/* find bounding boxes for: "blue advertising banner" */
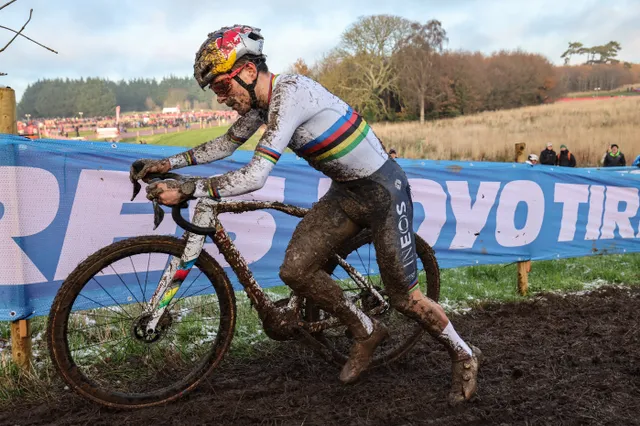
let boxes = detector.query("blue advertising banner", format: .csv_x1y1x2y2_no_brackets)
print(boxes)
2,134,640,320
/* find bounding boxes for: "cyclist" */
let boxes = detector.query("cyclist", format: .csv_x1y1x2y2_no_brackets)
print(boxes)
131,25,481,404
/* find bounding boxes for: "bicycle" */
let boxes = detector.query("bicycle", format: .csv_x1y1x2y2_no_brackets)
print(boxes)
47,172,440,409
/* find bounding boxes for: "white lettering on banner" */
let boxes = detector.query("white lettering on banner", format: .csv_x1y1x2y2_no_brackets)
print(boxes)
554,184,590,242
0,167,60,285
54,170,178,280
495,181,544,247
601,186,639,239
199,177,286,268
447,181,500,249
409,179,447,246
585,186,605,240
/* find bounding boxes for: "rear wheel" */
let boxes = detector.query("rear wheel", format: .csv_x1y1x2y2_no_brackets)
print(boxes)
47,235,236,409
306,230,440,366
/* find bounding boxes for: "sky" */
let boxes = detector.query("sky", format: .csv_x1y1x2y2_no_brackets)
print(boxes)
1,0,639,102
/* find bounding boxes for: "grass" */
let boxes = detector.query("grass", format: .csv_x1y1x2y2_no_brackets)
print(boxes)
1,251,638,408
121,125,262,151
372,96,640,166
565,91,640,98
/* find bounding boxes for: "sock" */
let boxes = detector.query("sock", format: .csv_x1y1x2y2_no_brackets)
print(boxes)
439,322,473,358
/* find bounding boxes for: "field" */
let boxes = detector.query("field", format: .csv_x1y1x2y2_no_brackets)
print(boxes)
122,97,640,168
372,96,640,166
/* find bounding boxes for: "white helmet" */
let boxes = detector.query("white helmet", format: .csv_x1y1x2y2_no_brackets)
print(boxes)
528,154,539,162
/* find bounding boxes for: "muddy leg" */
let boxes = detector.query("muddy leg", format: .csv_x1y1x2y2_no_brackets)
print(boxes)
279,195,371,340
371,205,480,403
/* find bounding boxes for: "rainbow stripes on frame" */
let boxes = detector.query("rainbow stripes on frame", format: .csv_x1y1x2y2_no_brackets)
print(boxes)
255,145,281,164
298,107,370,163
206,180,221,200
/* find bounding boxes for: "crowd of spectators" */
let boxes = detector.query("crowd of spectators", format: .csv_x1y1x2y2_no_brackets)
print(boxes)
16,110,238,139
529,142,632,168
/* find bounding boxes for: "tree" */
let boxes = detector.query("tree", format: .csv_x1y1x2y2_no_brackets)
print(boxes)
288,58,313,77
75,78,116,116
395,20,448,124
326,15,414,120
561,41,623,65
585,41,622,64
561,42,585,65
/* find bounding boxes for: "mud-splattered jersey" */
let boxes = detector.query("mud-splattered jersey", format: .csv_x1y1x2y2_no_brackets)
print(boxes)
168,74,389,198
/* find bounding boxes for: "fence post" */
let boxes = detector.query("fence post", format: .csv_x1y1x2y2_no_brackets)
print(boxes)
514,142,531,295
0,86,17,134
514,142,526,163
9,320,32,370
1,86,33,370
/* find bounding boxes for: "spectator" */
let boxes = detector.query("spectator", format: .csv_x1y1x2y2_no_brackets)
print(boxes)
632,154,640,167
603,144,626,167
526,153,538,165
389,148,398,159
556,144,577,167
539,142,557,165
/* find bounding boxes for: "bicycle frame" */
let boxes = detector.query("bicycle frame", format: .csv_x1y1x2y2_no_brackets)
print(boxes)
144,198,388,338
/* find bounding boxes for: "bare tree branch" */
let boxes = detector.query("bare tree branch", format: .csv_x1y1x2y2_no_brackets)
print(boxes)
0,7,32,53
0,0,19,13
1,1,59,76
0,25,58,53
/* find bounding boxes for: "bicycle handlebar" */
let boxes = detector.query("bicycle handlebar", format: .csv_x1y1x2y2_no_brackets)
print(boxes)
130,168,219,235
171,204,218,236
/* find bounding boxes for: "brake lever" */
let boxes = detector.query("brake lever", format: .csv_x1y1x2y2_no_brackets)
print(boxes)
152,200,165,230
131,180,142,201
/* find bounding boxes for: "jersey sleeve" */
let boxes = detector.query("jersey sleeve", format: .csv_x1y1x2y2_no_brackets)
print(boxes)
193,75,316,198
166,110,264,169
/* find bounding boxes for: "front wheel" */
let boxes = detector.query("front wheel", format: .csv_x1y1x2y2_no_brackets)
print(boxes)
47,235,236,409
307,230,440,367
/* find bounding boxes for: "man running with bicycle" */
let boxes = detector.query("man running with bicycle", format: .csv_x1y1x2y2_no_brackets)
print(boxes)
131,25,481,404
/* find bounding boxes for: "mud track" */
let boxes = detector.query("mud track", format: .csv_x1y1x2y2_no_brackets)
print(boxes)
2,286,639,425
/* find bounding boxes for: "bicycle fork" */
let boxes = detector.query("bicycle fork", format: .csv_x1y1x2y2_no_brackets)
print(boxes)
144,204,212,335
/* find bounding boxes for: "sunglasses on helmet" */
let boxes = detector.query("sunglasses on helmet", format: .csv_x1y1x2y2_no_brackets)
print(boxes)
209,63,249,97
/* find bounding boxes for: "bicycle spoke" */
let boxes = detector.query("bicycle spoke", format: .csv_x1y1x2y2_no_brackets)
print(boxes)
109,263,142,306
143,253,152,302
172,300,220,315
128,256,146,306
91,275,135,319
68,318,127,334
77,292,131,320
355,247,373,287
71,334,131,354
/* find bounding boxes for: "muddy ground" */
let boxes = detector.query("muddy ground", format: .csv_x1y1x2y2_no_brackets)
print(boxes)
2,285,639,426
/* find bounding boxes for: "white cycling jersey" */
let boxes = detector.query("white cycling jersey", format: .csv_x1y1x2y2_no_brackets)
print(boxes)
168,74,389,199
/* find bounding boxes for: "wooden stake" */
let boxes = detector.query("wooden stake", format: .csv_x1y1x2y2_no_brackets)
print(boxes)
515,142,527,163
1,87,34,370
514,143,531,295
517,260,531,296
9,320,32,370
0,87,18,134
